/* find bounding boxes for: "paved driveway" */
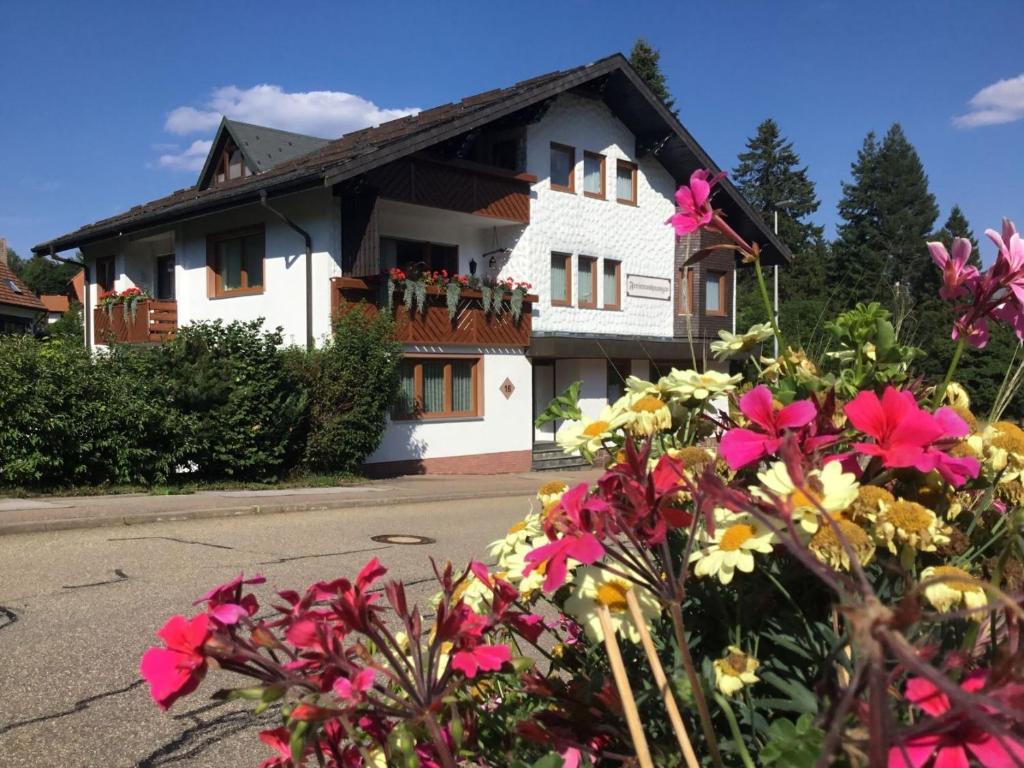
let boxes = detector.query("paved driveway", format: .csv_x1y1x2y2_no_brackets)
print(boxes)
0,494,543,767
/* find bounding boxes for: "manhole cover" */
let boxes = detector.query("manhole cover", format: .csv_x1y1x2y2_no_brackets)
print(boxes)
370,534,436,546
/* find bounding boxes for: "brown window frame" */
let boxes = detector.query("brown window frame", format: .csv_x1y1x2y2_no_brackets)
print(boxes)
582,151,606,200
392,355,483,421
705,271,728,317
550,142,575,193
677,267,695,315
213,139,250,187
616,159,638,206
577,255,598,309
206,225,266,299
602,259,621,310
550,251,572,307
95,255,115,293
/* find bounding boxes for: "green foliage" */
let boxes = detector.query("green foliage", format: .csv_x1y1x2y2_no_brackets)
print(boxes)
629,38,676,114
760,715,825,766
46,301,83,342
161,320,308,482
822,302,921,397
289,309,400,474
534,381,582,428
11,253,81,295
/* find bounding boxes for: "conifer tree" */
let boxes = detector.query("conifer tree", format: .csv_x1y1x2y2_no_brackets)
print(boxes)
832,124,938,307
731,119,826,343
629,39,675,114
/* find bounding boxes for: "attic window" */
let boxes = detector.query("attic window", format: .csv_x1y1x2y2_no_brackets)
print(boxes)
4,278,22,294
213,139,251,186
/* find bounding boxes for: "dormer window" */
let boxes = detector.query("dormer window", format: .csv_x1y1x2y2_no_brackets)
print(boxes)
213,139,251,186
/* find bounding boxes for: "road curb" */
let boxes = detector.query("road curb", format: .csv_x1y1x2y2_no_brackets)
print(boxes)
0,488,536,537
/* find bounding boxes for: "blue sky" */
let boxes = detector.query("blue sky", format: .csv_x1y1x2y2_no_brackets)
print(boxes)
2,1,1021,261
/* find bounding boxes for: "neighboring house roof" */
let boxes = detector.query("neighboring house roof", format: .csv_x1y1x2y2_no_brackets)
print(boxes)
40,294,70,313
0,261,45,312
195,118,331,188
33,54,792,264
68,269,85,304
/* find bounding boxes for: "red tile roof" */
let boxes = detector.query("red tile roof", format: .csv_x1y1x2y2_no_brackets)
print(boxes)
40,294,70,313
0,261,45,311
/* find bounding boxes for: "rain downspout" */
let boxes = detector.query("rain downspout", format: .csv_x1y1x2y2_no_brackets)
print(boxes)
50,247,89,348
260,191,314,351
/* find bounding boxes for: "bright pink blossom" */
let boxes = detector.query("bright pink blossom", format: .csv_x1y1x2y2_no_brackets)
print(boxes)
668,169,726,235
333,667,376,703
194,572,265,625
139,614,210,710
928,237,980,301
451,643,511,678
524,533,604,592
844,387,979,486
889,671,1024,767
258,727,306,768
719,385,816,469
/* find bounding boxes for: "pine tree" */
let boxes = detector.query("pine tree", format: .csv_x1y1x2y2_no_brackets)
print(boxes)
731,119,827,344
629,39,675,114
832,124,939,308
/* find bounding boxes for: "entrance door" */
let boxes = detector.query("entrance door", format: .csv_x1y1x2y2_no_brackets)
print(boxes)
156,254,176,300
533,361,556,443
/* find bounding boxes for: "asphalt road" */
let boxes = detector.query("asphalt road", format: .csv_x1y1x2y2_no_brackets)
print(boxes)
0,495,533,767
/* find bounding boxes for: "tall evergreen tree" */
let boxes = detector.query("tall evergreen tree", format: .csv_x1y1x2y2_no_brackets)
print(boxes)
629,39,676,114
731,119,827,344
832,124,939,307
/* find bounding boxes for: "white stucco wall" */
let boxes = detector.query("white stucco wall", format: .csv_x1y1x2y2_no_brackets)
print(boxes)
498,93,678,339
366,348,533,464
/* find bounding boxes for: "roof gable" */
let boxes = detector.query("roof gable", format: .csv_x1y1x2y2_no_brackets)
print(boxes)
0,261,45,312
196,118,330,189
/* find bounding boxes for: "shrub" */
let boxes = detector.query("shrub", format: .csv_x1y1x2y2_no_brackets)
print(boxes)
160,320,308,482
293,308,400,473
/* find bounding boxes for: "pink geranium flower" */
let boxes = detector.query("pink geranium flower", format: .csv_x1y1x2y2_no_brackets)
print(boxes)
844,387,979,487
889,671,1024,767
139,614,211,710
719,385,817,469
333,667,376,703
928,237,980,301
452,643,511,678
668,169,726,235
193,572,265,625
524,532,604,592
258,727,306,768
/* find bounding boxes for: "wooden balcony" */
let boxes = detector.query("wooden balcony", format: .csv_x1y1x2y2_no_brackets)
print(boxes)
331,277,535,348
94,299,177,344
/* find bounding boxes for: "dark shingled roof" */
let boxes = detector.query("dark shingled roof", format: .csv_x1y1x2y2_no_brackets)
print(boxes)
195,119,331,186
33,54,792,265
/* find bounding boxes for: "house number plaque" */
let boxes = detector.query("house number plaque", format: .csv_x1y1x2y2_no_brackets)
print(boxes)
499,378,516,399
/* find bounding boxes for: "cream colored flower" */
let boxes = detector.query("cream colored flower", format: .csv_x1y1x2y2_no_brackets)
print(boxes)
710,323,774,360
537,480,570,508
713,646,760,696
875,499,951,556
501,535,577,598
662,368,742,404
563,565,662,644
753,460,859,534
690,508,776,584
488,510,543,561
920,565,988,616
556,405,624,454
808,515,876,571
943,382,971,411
979,421,1024,483
620,392,673,437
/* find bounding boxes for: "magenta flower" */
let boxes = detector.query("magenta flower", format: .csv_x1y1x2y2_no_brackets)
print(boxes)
452,643,511,678
889,671,1024,767
844,387,979,486
257,727,303,768
193,572,265,626
927,237,979,301
524,532,604,592
719,385,817,470
333,667,376,703
668,169,726,236
139,614,210,710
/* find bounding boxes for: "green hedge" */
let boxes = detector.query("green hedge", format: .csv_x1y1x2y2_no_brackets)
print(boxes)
0,315,399,490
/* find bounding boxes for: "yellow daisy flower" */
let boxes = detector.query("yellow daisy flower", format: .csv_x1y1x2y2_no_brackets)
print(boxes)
556,405,624,454
563,566,662,644
690,508,776,584
663,368,742,404
753,460,859,534
621,392,673,437
487,510,542,561
713,646,760,696
710,323,774,360
537,480,569,508
942,382,971,411
920,565,988,616
808,515,876,571
875,499,951,556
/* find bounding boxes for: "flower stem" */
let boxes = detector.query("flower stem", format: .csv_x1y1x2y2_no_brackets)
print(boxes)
424,710,457,768
753,255,789,364
712,693,755,768
669,602,724,768
935,337,966,407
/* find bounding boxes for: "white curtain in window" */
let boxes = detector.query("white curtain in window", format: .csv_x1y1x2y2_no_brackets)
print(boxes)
396,362,416,415
706,276,721,312
550,256,567,302
219,239,243,290
603,262,617,305
579,259,593,303
422,361,445,413
452,360,473,412
616,165,633,200
584,155,601,194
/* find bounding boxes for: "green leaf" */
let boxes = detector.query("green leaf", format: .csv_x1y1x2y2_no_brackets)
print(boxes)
760,714,825,766
534,381,583,428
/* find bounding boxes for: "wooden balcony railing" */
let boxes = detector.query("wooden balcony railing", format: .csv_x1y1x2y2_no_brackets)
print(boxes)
93,299,177,344
331,277,535,347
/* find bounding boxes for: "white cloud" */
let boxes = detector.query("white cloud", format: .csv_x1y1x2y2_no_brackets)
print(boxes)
164,84,420,138
156,140,213,172
953,74,1024,128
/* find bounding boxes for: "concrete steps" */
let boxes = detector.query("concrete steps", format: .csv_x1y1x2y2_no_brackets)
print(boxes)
531,441,593,472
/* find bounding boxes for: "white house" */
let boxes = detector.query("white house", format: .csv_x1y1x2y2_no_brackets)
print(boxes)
33,54,789,475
